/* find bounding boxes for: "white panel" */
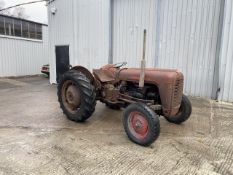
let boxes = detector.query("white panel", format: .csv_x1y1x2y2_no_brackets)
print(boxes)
74,0,110,70
48,0,230,101
48,0,110,83
112,0,222,99
218,0,233,102
48,0,74,84
0,26,48,77
158,0,222,98
112,0,158,68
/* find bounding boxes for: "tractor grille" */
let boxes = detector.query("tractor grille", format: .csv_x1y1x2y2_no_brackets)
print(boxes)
172,78,183,107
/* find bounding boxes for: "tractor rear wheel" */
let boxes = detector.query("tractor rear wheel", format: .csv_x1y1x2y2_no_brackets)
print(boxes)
123,103,160,146
58,70,96,122
164,95,192,124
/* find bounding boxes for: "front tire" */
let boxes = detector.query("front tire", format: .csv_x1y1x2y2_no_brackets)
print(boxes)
164,95,192,124
123,103,160,146
58,70,96,122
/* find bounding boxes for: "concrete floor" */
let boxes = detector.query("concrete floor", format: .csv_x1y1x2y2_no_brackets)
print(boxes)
0,76,233,175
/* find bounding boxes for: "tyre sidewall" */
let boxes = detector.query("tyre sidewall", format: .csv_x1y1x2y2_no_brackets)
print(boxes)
123,103,160,146
58,71,96,122
165,95,192,124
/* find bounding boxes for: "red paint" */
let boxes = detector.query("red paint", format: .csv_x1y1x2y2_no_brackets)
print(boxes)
128,112,149,140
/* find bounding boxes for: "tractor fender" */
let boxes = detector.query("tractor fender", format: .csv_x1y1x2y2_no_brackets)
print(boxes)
71,66,96,86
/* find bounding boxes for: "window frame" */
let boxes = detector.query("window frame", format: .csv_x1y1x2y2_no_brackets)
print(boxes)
0,15,43,41
13,19,22,37
4,17,14,36
0,16,5,35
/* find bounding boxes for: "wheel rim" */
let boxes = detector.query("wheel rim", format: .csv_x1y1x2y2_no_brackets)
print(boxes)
61,80,81,113
128,112,149,140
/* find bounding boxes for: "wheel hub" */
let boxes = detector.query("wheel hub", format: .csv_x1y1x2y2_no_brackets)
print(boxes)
135,121,142,129
129,112,149,139
66,85,81,107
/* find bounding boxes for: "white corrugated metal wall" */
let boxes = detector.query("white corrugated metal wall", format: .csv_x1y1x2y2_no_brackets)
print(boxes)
158,0,222,98
49,0,233,102
112,0,158,68
218,0,233,102
0,26,48,77
48,0,75,84
48,0,110,84
73,0,110,69
112,0,223,98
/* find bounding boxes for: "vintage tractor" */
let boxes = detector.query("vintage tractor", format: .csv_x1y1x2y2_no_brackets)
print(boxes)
57,30,192,146
57,62,192,146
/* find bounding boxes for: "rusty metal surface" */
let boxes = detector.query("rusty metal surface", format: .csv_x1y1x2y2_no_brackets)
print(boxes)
61,80,81,114
93,64,184,117
102,84,119,102
119,93,154,105
93,64,118,83
71,66,95,84
93,69,116,83
118,68,184,117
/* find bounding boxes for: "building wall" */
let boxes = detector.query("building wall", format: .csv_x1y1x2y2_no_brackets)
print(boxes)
48,0,75,84
0,26,48,77
112,0,223,99
48,0,110,84
218,0,233,102
159,0,223,98
112,0,158,67
48,0,233,103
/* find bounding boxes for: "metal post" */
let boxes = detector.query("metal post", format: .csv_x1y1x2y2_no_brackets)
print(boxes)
108,0,114,64
212,0,226,100
155,0,161,67
139,29,147,88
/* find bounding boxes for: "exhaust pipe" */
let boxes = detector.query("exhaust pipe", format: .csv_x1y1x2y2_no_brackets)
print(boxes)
139,29,147,88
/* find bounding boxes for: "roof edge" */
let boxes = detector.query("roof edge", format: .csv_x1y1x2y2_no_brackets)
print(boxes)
0,14,48,26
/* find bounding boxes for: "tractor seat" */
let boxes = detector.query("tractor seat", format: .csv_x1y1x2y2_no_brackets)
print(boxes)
93,69,116,82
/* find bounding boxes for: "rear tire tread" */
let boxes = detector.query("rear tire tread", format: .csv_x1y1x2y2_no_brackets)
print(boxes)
57,70,96,122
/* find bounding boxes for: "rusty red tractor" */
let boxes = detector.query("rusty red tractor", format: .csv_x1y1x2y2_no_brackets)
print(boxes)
57,62,192,146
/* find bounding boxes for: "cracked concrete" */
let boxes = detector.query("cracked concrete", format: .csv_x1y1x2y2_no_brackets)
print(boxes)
0,76,233,175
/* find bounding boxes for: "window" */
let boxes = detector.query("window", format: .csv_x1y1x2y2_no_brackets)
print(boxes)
22,21,29,38
0,15,43,40
0,16,5,35
36,24,42,40
14,19,22,37
29,23,36,39
4,17,14,36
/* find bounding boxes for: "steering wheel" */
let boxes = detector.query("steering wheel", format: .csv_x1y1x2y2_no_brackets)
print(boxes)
113,62,127,68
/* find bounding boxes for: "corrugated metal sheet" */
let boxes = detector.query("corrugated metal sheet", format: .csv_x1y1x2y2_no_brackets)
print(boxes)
48,0,110,84
218,0,233,102
74,0,110,69
158,0,222,98
112,0,222,98
0,26,48,77
112,0,158,68
48,0,75,84
49,0,233,102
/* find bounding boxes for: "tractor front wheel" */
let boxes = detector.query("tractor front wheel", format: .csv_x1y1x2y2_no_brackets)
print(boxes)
164,95,192,124
123,103,160,146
